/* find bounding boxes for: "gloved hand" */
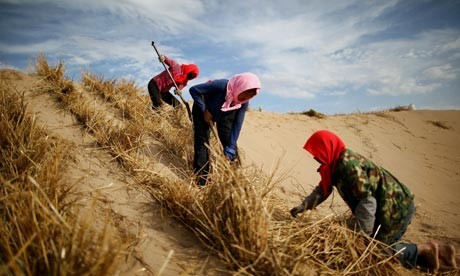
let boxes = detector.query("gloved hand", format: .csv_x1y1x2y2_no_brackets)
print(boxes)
174,88,182,95
158,55,165,63
224,146,237,161
290,205,305,218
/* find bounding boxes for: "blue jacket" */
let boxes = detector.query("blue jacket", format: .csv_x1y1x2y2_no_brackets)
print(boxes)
189,79,248,159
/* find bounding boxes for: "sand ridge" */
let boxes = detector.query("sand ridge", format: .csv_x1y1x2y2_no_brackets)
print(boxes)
2,68,459,274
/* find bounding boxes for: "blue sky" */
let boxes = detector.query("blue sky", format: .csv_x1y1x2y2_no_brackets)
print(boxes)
1,0,459,114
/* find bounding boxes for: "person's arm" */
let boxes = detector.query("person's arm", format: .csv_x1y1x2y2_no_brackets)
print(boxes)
290,185,329,217
163,55,177,68
355,196,377,235
343,157,377,235
302,185,329,210
164,56,185,89
189,81,217,113
224,102,248,160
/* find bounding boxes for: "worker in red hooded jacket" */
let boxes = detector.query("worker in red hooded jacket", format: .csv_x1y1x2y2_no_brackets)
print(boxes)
148,55,199,109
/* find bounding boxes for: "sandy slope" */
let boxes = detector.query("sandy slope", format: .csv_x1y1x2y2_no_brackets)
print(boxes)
239,109,460,248
0,69,221,275
2,68,459,274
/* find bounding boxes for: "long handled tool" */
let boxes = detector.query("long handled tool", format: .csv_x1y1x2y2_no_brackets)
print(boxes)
151,41,192,121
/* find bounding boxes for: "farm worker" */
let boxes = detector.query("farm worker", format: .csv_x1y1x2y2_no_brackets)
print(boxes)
148,55,199,109
189,72,261,186
289,130,457,272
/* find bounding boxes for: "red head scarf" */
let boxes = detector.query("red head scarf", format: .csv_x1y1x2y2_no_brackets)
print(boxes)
174,64,199,84
303,130,346,196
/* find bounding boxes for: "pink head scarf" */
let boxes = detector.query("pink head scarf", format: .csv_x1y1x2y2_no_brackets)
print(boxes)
221,72,261,112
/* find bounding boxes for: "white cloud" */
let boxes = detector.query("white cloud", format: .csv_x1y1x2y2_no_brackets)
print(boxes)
423,64,457,80
0,40,64,54
208,70,231,80
368,79,441,96
260,71,316,98
4,0,207,34
1,0,459,111
180,1,415,98
329,91,347,96
239,23,460,97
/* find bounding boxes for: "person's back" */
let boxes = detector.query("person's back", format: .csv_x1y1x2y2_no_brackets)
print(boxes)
333,148,414,243
148,55,199,109
189,79,228,120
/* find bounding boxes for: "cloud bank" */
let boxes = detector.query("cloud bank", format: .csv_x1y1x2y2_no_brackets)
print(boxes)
1,0,459,113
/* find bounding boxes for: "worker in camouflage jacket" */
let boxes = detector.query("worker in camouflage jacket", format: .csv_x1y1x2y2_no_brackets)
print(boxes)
290,130,457,273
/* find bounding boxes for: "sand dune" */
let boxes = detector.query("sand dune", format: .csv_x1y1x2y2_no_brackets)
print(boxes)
240,109,460,247
2,68,459,274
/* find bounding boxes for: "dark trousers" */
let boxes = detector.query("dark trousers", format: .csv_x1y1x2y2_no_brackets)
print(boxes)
147,78,181,108
192,103,236,185
391,201,418,268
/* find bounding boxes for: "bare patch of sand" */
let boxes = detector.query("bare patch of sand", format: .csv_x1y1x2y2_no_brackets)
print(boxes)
239,109,460,249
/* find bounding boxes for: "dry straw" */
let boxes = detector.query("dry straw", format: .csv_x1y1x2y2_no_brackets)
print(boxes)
30,56,420,275
0,81,132,275
81,69,193,167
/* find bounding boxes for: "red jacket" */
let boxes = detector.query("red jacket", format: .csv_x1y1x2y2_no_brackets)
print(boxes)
153,56,199,93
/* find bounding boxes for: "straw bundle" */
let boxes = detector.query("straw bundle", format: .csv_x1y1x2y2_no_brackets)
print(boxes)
267,209,407,275
82,72,118,101
196,152,276,273
31,56,417,275
82,72,136,120
81,70,194,166
146,109,194,165
0,83,129,275
34,55,75,95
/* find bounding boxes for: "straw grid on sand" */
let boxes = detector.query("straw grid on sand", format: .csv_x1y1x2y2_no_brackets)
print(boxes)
4,56,440,275
0,73,134,275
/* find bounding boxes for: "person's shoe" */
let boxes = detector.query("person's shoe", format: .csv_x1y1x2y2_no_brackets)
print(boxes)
418,241,440,273
438,244,457,269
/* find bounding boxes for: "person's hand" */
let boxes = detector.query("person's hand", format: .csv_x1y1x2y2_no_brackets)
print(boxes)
174,88,182,95
203,109,213,124
224,146,237,161
290,205,305,218
158,55,165,63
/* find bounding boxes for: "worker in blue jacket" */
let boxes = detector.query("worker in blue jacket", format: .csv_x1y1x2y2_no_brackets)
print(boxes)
189,72,261,186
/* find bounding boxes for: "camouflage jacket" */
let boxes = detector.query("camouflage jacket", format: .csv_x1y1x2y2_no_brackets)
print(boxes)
302,149,415,244
333,149,414,244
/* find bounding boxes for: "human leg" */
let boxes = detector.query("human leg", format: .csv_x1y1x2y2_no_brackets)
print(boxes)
390,200,440,272
393,241,440,272
215,110,236,149
393,242,419,269
161,92,181,108
192,104,210,186
147,78,162,109
387,201,416,245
